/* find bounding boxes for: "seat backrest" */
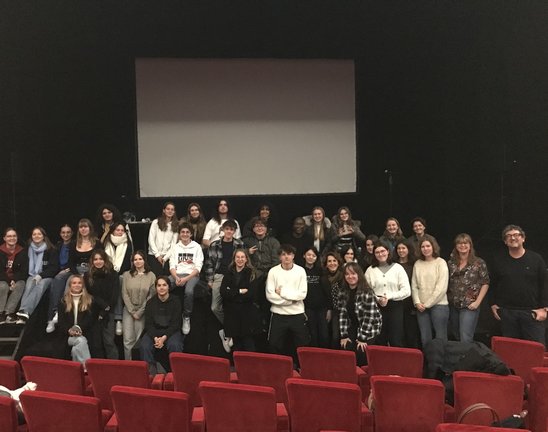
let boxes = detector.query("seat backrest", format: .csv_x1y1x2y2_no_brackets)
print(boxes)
199,381,278,432
527,367,548,432
233,351,294,405
453,371,524,425
20,390,103,432
297,347,358,384
169,353,230,407
491,336,544,385
111,385,190,432
21,356,86,395
0,397,18,432
436,424,529,431
366,345,423,377
286,377,362,432
86,359,150,411
371,376,445,432
0,359,21,390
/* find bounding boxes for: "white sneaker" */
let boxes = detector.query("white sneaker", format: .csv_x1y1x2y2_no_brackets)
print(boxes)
182,317,191,335
52,312,58,324
219,329,232,353
46,320,56,333
115,321,123,336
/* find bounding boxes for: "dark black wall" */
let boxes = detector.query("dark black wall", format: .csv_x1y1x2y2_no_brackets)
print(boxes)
1,0,547,257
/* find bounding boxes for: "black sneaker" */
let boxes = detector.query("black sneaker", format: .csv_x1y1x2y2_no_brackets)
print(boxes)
0,312,7,324
4,313,18,324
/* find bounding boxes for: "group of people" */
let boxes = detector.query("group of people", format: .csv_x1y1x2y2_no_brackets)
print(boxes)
1,199,546,374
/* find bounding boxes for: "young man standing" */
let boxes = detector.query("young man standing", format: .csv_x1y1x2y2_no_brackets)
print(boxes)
202,199,241,248
265,244,309,354
140,276,184,374
490,224,548,345
205,220,243,350
169,222,204,335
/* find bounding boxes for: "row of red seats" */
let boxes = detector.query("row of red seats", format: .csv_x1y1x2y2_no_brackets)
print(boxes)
2,371,546,432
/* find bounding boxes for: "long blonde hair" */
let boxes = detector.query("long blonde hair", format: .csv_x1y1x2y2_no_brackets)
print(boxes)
63,274,93,312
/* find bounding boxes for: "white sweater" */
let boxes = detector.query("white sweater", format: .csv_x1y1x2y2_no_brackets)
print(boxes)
365,263,411,301
411,258,449,308
202,218,241,243
148,219,178,258
266,264,307,315
169,240,204,275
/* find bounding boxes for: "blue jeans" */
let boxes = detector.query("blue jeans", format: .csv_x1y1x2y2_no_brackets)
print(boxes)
169,274,199,316
48,270,71,320
417,304,449,346
140,332,184,372
449,306,479,343
20,277,53,315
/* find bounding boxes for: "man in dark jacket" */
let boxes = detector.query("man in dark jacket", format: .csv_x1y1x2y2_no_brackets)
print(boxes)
140,276,183,374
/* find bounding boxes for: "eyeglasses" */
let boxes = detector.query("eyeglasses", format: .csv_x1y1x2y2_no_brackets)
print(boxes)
505,233,522,239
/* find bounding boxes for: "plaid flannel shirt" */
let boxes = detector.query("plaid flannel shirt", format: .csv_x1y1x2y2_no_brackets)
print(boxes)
338,289,382,342
205,238,244,282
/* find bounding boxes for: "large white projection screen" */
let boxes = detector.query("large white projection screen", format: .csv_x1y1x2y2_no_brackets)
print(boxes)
135,58,356,197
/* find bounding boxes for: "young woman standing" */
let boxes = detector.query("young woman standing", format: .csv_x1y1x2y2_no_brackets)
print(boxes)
121,251,156,359
365,243,410,347
412,238,449,347
338,262,382,366
85,250,120,359
147,202,178,276
220,249,261,352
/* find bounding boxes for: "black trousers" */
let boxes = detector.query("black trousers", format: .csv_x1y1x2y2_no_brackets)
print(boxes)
268,312,310,355
377,300,404,347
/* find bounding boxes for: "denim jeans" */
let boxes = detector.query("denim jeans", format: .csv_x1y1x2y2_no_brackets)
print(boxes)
169,274,199,316
48,270,71,320
416,304,449,346
68,336,91,365
20,277,53,315
210,273,225,324
449,306,479,343
140,332,184,373
0,280,25,314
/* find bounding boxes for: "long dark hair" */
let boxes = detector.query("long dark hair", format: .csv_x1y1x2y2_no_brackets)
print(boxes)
28,226,54,250
157,202,178,232
129,250,151,276
341,262,369,294
87,250,114,285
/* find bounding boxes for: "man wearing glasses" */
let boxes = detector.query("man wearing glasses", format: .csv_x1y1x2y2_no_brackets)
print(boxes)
490,224,548,345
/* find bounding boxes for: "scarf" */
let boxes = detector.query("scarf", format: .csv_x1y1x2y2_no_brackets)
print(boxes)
71,292,82,324
28,242,47,277
105,233,128,272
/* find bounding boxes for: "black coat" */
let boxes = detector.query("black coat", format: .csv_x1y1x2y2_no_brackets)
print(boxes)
220,267,262,338
0,245,28,282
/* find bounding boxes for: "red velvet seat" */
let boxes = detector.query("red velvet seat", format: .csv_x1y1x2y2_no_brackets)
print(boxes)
21,356,87,395
20,390,104,432
86,359,159,412
527,367,548,432
233,351,299,406
0,359,21,390
361,345,424,396
0,397,18,432
453,371,524,426
297,347,368,399
199,381,289,432
436,424,530,431
110,385,191,432
165,353,231,405
286,377,373,432
370,375,445,432
164,353,231,432
491,336,544,386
